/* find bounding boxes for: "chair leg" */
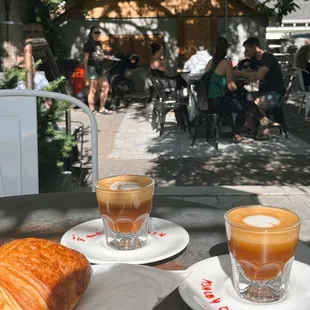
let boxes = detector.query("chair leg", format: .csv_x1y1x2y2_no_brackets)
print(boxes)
215,124,219,151
159,110,168,137
298,94,305,115
214,115,221,151
174,111,181,128
191,114,202,146
281,114,288,139
181,107,192,137
152,108,159,130
210,114,220,150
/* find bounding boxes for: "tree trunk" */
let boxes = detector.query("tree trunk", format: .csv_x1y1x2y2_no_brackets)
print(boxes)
0,0,24,70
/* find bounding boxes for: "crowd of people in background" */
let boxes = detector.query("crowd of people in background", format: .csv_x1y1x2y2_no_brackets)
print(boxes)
9,23,309,138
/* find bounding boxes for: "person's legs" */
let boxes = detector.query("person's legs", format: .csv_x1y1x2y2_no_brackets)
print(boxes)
221,96,253,143
254,92,282,139
255,91,282,111
98,75,111,114
209,97,247,143
88,79,98,112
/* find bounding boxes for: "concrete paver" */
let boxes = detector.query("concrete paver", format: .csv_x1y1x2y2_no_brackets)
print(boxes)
158,190,310,246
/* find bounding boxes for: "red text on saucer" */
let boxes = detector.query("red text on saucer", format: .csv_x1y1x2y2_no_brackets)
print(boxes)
149,231,167,237
71,234,85,242
201,278,229,310
72,231,104,241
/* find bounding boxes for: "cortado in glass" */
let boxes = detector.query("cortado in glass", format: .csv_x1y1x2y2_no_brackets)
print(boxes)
224,205,301,303
95,175,154,250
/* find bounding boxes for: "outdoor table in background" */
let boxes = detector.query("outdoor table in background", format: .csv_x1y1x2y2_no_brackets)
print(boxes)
1,193,310,309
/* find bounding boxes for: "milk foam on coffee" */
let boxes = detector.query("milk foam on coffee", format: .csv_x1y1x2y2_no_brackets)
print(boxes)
243,215,281,228
96,175,153,191
227,205,299,231
109,182,142,191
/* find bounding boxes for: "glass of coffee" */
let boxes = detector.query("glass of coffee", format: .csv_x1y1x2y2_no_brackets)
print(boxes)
224,205,301,303
95,175,154,250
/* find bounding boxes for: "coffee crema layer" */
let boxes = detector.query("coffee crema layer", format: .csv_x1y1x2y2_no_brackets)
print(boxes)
227,205,299,231
96,175,153,191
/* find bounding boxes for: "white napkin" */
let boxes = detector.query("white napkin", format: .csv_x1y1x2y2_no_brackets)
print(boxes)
76,263,190,310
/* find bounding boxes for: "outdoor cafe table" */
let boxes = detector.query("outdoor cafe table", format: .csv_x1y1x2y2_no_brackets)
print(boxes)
1,193,310,309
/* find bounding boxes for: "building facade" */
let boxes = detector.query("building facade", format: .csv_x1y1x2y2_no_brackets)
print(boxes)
55,0,268,74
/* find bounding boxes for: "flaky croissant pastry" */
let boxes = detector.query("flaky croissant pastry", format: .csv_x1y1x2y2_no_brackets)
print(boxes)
0,238,91,310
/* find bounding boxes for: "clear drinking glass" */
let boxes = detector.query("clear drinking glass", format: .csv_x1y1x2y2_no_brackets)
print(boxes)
95,175,155,250
224,205,301,303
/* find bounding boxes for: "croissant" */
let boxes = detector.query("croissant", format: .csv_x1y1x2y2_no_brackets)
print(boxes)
0,238,91,310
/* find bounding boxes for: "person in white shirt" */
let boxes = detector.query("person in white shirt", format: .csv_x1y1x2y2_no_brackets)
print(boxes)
14,56,52,109
183,44,212,74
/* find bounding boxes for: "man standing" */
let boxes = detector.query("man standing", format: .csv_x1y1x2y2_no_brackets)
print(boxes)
183,43,212,74
236,37,285,111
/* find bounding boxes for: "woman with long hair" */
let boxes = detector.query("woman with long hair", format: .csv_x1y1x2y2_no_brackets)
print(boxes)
295,45,310,91
204,37,271,142
83,25,112,115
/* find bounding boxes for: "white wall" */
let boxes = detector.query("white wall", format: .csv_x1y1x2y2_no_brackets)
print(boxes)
217,16,267,64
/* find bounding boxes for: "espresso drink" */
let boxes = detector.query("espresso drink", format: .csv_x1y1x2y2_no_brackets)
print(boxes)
226,206,300,281
96,175,154,234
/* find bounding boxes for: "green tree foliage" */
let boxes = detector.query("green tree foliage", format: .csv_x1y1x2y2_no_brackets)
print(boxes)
255,0,300,23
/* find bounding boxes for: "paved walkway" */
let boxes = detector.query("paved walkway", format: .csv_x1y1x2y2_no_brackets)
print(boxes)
66,98,310,247
70,91,310,186
154,185,310,247
108,103,309,159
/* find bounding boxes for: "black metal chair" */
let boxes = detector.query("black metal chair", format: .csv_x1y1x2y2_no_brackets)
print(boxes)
266,74,295,139
189,79,233,150
146,69,191,137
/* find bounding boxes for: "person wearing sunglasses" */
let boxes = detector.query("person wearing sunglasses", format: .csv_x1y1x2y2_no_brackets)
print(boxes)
83,25,113,115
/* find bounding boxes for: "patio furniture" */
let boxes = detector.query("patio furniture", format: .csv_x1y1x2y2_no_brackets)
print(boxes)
0,193,309,309
296,68,310,117
189,79,233,150
146,70,191,137
0,90,98,197
265,74,294,139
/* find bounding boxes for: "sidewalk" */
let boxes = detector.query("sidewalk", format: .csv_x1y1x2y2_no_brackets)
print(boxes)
154,185,310,247
71,92,310,187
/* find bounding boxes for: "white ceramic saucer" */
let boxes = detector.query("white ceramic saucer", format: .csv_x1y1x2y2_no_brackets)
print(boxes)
179,255,310,310
61,217,189,264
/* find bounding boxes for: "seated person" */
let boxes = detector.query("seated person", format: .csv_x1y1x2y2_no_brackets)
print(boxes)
14,55,52,110
150,43,186,91
183,43,212,74
235,37,285,111
234,52,260,90
204,37,270,143
237,53,260,72
295,45,310,91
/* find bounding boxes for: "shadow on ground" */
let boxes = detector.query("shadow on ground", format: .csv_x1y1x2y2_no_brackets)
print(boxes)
147,154,310,186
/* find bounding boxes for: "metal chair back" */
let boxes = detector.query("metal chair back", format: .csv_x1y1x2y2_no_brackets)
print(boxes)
0,90,98,197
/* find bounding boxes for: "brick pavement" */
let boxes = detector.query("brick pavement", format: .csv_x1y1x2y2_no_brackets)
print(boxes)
154,185,310,247
70,93,310,187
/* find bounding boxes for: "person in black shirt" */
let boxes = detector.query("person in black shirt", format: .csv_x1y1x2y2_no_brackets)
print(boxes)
236,38,285,108
83,25,113,115
237,52,260,72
